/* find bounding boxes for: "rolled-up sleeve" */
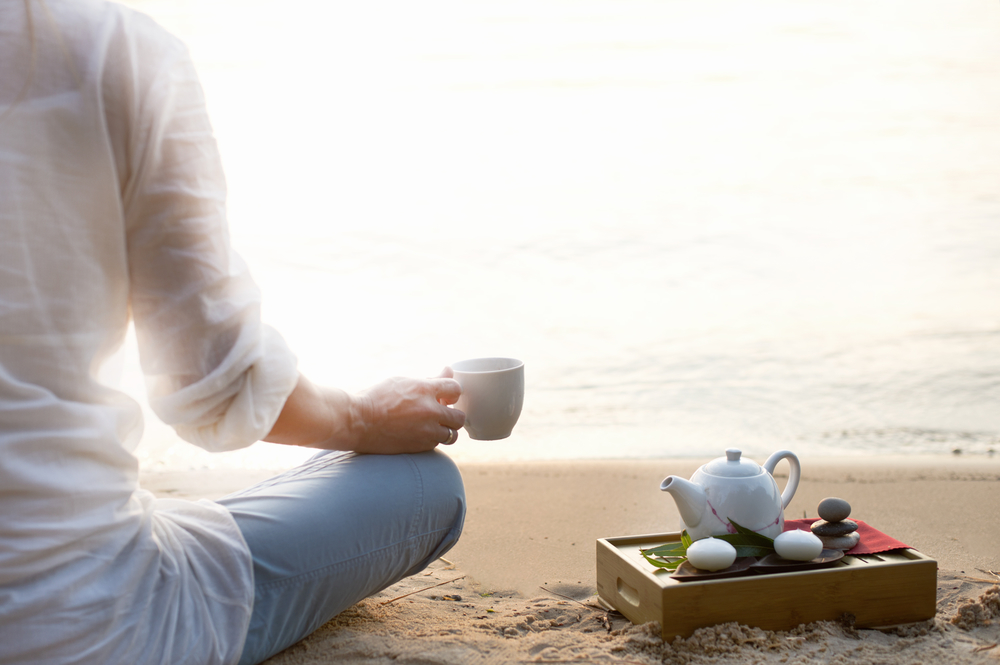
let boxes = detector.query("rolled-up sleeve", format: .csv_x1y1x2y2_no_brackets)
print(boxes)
118,25,297,452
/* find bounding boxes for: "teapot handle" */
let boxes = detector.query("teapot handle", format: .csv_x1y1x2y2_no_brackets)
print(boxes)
763,450,800,509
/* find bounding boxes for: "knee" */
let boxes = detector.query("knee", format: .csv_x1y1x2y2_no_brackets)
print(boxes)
413,450,466,541
418,449,465,513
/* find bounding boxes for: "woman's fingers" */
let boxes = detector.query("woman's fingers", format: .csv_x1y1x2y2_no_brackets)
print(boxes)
429,371,465,437
437,401,465,431
432,367,460,402
433,367,461,407
433,378,462,406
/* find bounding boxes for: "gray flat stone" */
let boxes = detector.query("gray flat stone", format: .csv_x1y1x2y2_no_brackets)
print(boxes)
811,518,858,537
819,531,860,551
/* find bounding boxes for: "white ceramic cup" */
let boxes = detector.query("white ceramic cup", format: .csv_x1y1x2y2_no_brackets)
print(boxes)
451,357,524,440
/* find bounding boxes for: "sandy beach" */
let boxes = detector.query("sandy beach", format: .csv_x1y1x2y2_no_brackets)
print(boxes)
142,454,1000,663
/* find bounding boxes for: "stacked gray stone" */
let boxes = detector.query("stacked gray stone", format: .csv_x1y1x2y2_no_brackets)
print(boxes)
810,497,860,550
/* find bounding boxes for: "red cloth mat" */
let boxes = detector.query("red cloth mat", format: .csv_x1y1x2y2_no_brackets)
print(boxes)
783,518,911,555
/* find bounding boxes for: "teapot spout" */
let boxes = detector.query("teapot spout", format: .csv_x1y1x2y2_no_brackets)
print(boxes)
659,475,707,532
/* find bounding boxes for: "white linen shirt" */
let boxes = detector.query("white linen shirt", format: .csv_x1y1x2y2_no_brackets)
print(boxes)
0,1,299,663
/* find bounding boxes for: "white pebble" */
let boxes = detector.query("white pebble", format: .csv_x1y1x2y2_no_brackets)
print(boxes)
774,530,823,561
686,538,738,571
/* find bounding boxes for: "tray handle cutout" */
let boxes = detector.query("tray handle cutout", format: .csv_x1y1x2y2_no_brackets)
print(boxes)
616,577,640,608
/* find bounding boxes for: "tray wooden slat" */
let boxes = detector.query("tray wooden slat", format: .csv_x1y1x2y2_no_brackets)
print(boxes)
596,531,937,640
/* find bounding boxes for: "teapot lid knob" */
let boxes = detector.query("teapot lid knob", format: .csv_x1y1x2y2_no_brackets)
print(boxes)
703,448,762,477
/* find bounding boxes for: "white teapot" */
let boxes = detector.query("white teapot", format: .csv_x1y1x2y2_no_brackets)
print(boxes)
660,448,800,541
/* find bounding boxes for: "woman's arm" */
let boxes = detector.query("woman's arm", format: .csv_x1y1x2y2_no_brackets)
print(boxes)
116,25,461,455
264,370,466,454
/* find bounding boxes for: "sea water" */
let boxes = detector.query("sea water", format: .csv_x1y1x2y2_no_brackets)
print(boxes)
119,0,1000,470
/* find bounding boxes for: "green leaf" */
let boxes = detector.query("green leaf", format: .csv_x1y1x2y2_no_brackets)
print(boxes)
639,533,691,570
640,542,687,558
640,525,776,572
703,519,776,557
712,533,774,558
726,520,775,546
639,549,684,570
711,532,774,549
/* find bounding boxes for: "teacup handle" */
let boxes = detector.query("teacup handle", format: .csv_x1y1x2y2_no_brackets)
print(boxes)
763,450,800,509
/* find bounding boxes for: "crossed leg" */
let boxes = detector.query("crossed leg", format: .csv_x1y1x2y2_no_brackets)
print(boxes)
218,449,466,665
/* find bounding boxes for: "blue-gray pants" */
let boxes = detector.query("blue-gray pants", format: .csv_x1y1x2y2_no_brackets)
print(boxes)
218,449,466,665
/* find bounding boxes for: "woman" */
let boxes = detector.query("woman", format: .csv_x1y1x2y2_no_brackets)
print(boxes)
0,1,467,663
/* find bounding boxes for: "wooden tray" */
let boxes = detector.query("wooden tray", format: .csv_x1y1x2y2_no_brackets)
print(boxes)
596,531,937,640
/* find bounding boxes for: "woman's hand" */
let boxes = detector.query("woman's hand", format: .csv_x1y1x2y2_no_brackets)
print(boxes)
263,369,466,454
352,368,465,454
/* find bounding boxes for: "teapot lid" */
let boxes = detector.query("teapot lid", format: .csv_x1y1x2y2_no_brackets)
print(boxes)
702,449,762,478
